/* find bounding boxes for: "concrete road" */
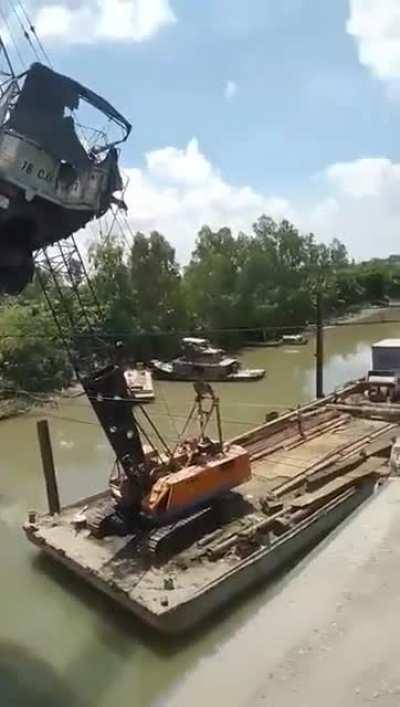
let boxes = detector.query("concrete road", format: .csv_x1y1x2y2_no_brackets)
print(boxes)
165,479,400,706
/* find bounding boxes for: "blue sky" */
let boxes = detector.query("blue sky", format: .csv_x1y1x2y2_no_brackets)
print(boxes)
4,0,400,260
46,0,392,188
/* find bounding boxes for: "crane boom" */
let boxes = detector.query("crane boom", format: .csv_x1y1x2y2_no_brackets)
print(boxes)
35,238,147,503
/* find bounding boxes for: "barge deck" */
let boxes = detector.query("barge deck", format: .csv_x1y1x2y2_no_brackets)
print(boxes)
24,383,399,633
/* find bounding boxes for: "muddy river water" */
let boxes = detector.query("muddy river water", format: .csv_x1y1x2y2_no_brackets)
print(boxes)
1,310,399,706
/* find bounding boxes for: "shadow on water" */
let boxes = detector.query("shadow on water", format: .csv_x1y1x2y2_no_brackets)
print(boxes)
0,642,90,707
32,552,288,663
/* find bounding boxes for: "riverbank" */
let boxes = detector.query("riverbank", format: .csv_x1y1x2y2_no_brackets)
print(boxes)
247,305,398,346
330,304,395,326
0,396,31,421
0,390,56,422
1,304,398,425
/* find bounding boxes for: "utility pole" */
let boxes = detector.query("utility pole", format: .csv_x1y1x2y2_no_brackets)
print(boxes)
315,289,324,398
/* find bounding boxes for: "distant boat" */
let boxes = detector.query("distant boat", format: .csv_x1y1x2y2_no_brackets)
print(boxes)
244,339,282,348
152,337,265,382
124,365,155,402
245,334,308,348
281,334,308,346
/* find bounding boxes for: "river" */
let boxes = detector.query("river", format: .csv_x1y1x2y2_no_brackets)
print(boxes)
0,310,399,707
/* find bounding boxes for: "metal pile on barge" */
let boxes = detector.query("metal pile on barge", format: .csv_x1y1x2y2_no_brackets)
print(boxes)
24,378,398,634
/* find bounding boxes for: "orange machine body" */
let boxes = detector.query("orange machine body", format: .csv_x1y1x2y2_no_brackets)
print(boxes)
142,444,251,518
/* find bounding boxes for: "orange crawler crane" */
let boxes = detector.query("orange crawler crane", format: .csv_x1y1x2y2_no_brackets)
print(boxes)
142,382,251,520
107,381,251,528
142,443,251,518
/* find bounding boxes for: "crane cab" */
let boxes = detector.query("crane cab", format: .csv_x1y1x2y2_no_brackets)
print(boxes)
0,63,131,294
142,445,251,520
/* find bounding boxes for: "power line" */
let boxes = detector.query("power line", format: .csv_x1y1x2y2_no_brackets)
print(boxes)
0,389,293,415
51,396,291,411
0,314,400,340
27,409,260,430
28,410,98,426
4,383,287,426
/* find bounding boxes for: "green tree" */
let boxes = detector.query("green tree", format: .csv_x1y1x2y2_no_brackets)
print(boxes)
129,231,186,332
127,231,187,357
1,211,392,398
329,238,348,268
88,233,134,337
183,226,241,336
0,299,72,392
357,268,387,302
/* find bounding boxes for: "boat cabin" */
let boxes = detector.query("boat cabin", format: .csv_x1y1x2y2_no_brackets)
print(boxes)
181,337,224,362
173,357,240,380
372,339,400,372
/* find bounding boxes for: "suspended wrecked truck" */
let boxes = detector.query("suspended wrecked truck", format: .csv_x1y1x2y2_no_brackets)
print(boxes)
0,62,131,294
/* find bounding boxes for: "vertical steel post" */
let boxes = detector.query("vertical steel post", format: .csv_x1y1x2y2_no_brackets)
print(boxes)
37,419,61,515
215,397,224,451
315,290,324,399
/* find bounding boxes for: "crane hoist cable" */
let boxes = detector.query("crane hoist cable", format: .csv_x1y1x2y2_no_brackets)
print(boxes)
5,0,41,64
14,0,53,67
0,3,26,71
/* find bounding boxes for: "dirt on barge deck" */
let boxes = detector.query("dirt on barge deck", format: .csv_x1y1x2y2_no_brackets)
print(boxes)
23,384,399,634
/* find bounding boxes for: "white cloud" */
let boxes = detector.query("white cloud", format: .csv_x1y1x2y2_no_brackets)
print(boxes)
146,139,214,185
34,0,176,44
305,157,400,258
325,158,400,197
224,80,238,101
347,0,400,80
119,138,291,260
109,139,400,263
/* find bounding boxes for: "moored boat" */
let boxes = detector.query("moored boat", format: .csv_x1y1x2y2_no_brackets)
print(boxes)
124,365,154,402
152,337,265,382
244,339,283,348
281,334,308,346
152,360,265,381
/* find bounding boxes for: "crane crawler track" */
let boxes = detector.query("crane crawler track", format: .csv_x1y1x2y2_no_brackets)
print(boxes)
145,491,252,564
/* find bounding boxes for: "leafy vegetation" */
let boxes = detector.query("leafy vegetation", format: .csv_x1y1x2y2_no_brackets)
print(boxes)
0,299,72,393
1,215,400,393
